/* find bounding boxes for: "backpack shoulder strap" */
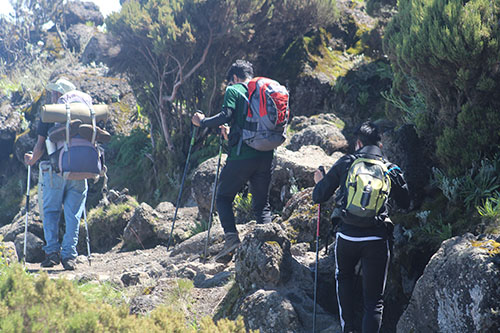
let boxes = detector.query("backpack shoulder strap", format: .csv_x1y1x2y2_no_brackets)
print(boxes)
226,84,249,103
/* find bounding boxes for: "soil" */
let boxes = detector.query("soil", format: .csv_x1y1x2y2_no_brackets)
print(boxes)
25,241,236,321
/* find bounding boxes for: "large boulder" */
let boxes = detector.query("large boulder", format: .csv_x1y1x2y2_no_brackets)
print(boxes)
0,193,44,240
155,202,200,247
237,289,301,332
280,187,334,245
121,201,200,251
81,33,121,66
289,113,345,132
66,23,97,53
287,124,348,155
0,104,21,162
14,232,45,263
64,1,104,27
77,190,138,253
397,233,500,333
191,154,227,221
122,203,163,250
271,145,341,210
188,145,342,220
235,223,292,292
232,222,339,332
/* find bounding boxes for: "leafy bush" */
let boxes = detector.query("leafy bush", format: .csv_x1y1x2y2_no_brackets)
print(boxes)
0,263,249,332
234,192,253,224
107,128,153,202
384,0,500,176
477,193,500,219
432,155,500,211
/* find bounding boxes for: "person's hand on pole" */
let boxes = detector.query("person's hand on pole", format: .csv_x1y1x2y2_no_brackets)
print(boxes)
24,152,35,166
219,124,229,141
314,166,326,184
24,136,45,166
191,111,205,127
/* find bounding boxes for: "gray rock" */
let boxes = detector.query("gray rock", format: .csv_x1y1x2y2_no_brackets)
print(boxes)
194,271,232,288
237,289,301,333
271,146,341,210
397,233,500,333
191,154,227,221
14,232,45,263
280,187,334,245
155,202,200,247
289,113,344,132
0,196,44,241
122,203,163,250
64,1,104,27
81,33,121,65
77,194,136,253
287,124,348,155
120,271,149,287
235,223,291,292
129,294,160,315
0,104,22,162
66,23,97,53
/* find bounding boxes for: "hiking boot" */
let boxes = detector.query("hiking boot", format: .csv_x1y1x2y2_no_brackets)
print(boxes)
41,252,60,268
61,257,77,271
214,232,241,263
78,124,111,144
48,119,83,143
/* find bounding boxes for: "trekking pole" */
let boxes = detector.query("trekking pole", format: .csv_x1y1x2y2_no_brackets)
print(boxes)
313,166,326,332
167,125,197,251
202,131,224,263
82,204,92,266
23,158,32,266
313,201,320,332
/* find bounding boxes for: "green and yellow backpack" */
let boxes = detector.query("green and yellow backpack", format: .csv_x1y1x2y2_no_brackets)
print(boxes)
343,156,391,227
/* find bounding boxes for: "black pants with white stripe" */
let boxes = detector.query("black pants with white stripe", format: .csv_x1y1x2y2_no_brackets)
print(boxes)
335,234,390,333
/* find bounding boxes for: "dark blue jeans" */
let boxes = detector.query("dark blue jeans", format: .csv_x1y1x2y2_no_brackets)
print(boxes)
216,155,273,234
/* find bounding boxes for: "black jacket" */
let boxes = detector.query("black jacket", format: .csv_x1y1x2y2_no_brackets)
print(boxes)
312,145,410,239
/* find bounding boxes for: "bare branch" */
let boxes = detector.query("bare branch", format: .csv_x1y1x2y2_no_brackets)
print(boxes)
163,26,213,103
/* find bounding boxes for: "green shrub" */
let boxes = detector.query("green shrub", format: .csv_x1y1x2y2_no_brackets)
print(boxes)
107,128,153,202
477,193,500,219
384,0,500,175
0,263,250,332
432,155,500,211
234,192,253,224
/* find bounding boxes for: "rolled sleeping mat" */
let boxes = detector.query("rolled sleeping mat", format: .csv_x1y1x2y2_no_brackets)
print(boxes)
42,103,108,124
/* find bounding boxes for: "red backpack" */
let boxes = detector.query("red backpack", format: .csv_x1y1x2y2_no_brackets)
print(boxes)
236,77,290,153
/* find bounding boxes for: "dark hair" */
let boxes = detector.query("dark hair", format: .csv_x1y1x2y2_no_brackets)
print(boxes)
355,121,381,146
226,59,254,82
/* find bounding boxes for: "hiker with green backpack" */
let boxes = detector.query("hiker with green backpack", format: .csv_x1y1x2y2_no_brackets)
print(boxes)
312,121,410,333
191,59,290,262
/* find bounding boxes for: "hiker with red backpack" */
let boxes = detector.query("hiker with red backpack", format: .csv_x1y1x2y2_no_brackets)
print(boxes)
24,78,109,270
312,121,410,333
191,59,289,262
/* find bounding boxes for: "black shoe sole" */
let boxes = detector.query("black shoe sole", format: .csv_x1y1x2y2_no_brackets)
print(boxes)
40,261,60,268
